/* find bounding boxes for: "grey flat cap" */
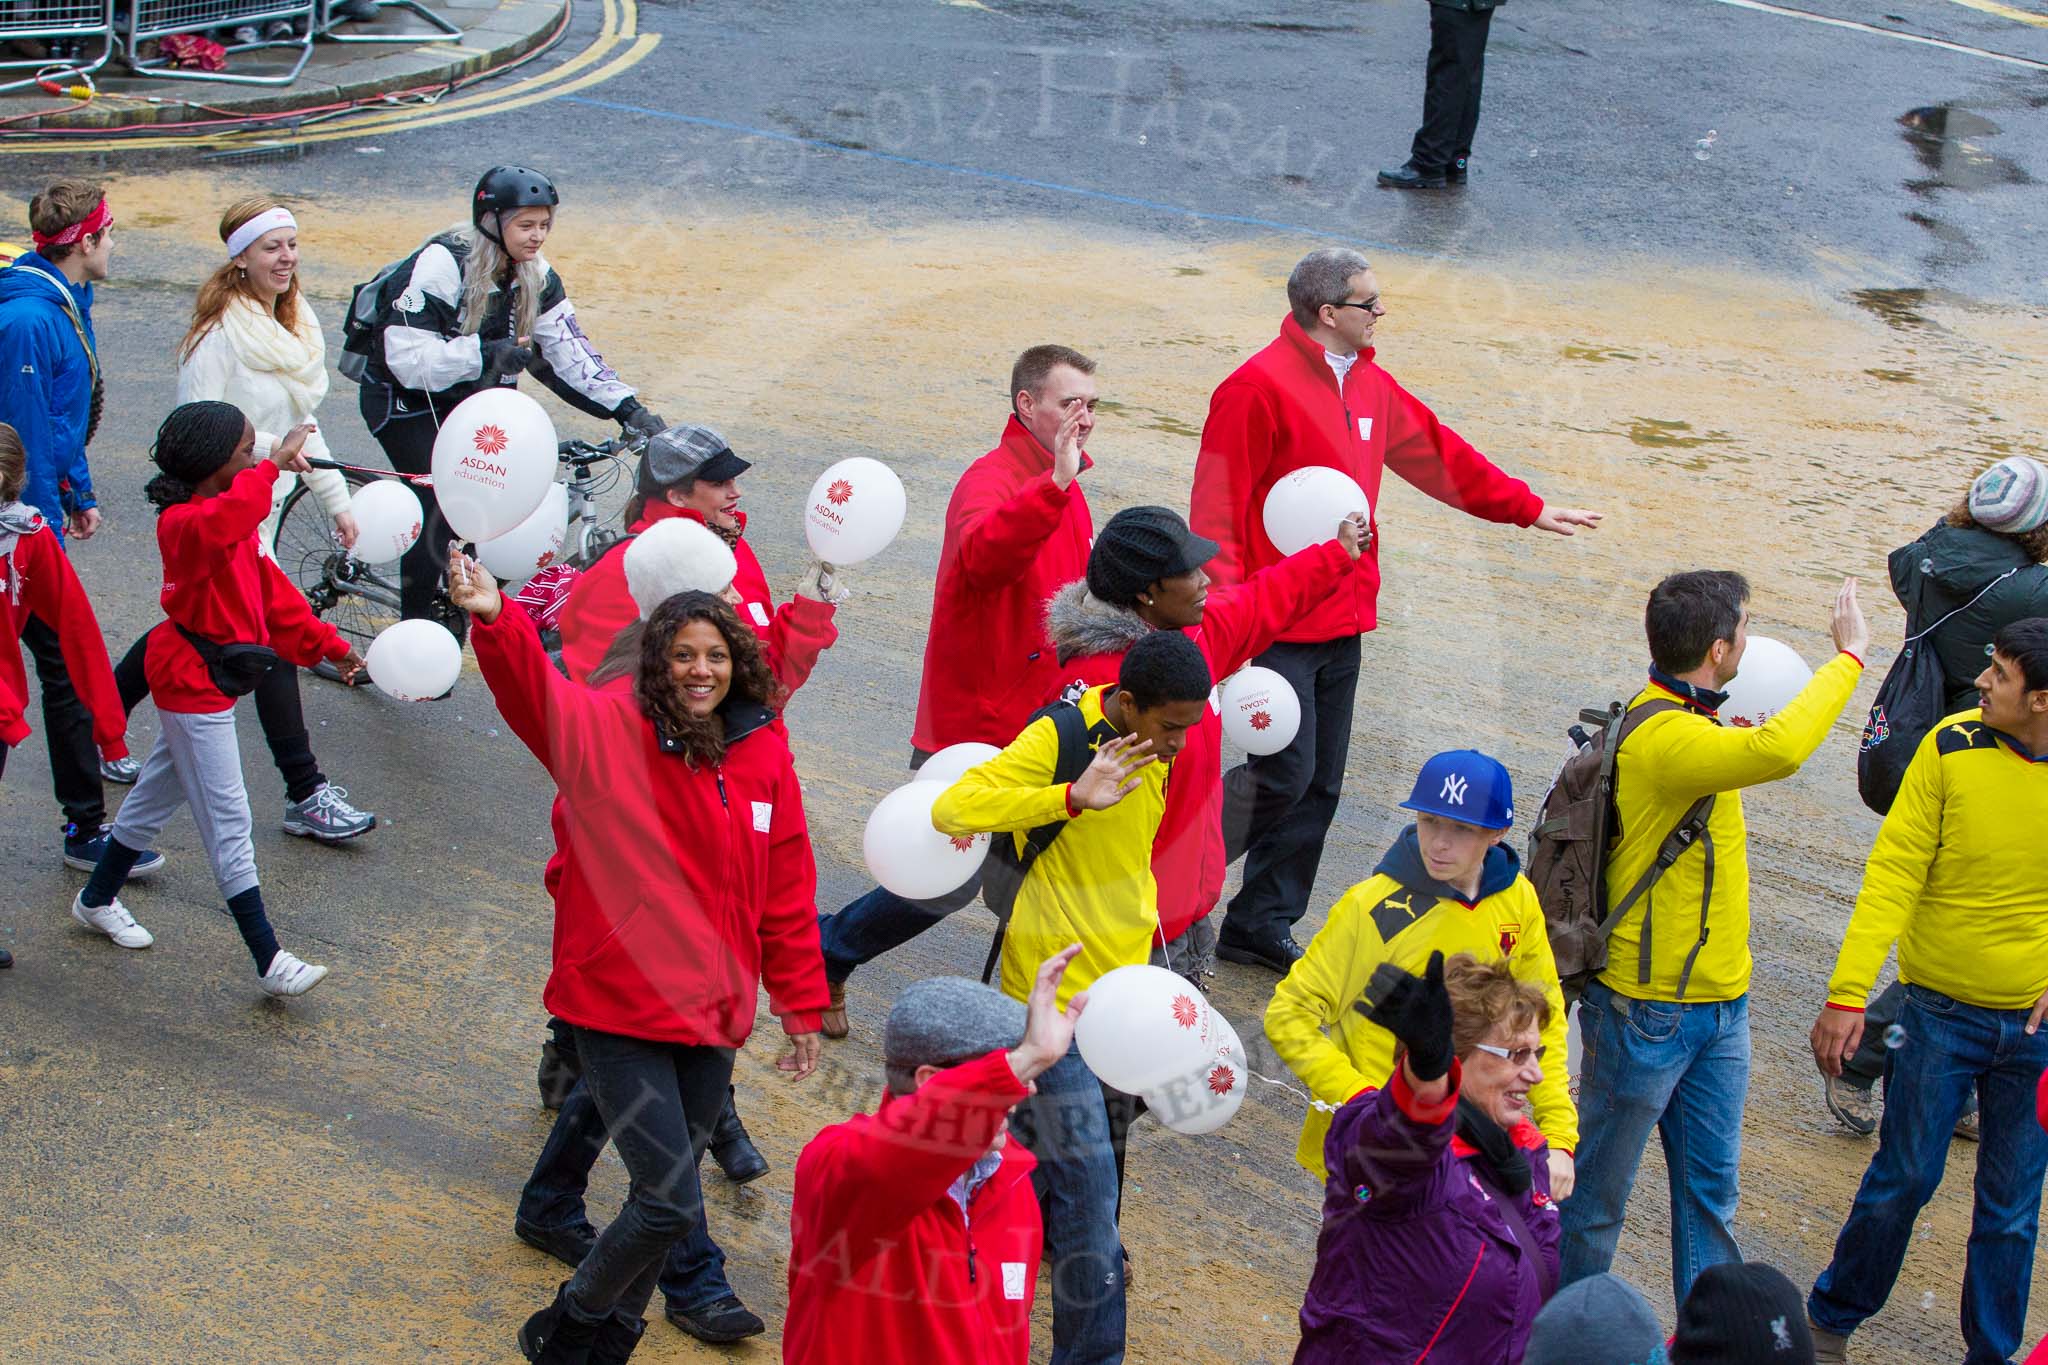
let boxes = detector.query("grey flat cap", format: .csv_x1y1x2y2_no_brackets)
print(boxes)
639,422,751,489
885,977,1027,1075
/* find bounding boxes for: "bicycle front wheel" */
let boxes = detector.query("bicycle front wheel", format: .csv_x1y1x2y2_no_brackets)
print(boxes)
273,469,404,655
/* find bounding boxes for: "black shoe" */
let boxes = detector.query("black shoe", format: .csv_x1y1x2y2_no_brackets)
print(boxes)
516,1219,597,1270
1446,156,1469,184
589,1313,645,1364
0,947,12,968
538,1037,578,1110
1377,160,1448,189
519,1281,602,1364
709,1087,769,1184
1216,930,1305,974
334,0,381,18
666,1295,766,1344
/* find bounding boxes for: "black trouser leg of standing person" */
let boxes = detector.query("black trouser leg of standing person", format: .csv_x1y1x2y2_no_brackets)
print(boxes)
1409,3,1495,174
22,615,106,832
115,634,325,803
1219,636,1361,963
359,384,453,624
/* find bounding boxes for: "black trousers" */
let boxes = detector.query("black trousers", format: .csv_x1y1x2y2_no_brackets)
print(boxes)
1220,635,1361,942
113,632,325,804
1409,3,1494,173
359,384,454,622
19,614,106,829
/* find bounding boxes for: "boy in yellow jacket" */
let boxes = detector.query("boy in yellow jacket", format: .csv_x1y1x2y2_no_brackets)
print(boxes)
1805,618,2048,1365
1558,571,1868,1307
930,628,1211,1365
1267,749,1576,1193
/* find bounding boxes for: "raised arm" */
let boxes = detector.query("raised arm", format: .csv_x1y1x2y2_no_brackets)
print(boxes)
929,714,1068,835
1641,651,1864,802
1199,535,1356,677
456,551,602,787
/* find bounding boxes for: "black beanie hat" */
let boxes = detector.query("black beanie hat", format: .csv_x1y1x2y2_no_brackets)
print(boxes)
1670,1263,1814,1365
1086,505,1220,608
151,400,246,486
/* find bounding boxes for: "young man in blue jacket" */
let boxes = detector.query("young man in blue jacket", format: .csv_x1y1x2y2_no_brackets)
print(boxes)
0,181,160,877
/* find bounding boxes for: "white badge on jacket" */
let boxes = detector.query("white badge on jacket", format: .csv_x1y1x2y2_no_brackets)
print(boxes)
1357,417,1373,441
752,801,773,833
748,601,770,626
1002,1262,1027,1301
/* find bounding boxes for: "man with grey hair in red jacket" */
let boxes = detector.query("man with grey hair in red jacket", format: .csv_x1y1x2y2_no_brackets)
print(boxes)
1191,247,1602,974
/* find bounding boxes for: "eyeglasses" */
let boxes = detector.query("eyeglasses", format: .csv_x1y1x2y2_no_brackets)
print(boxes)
1330,297,1383,315
1471,1043,1546,1067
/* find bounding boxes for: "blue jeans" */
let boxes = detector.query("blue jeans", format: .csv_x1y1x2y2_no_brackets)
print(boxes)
818,876,983,983
1809,986,2048,1363
516,1077,735,1312
1009,1041,1127,1365
1558,982,1751,1305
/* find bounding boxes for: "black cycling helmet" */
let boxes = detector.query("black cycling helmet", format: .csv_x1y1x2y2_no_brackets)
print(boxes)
473,165,558,244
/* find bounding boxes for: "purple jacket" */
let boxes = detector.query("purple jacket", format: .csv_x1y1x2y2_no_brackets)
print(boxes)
1294,1061,1560,1365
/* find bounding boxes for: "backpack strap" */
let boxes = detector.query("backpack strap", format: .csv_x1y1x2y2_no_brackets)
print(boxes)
979,702,1098,985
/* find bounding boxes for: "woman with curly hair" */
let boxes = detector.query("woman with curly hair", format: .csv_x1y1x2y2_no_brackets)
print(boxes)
451,550,827,1364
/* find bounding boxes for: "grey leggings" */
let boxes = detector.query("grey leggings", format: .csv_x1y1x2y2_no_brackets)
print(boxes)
112,708,259,901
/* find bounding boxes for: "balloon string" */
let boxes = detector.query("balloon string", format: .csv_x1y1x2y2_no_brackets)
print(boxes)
1247,1066,1342,1114
303,457,434,487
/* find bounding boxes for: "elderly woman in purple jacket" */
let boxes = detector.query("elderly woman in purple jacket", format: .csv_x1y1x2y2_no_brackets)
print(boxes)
1295,951,1561,1364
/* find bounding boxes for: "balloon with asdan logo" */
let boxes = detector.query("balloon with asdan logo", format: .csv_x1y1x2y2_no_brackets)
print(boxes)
804,457,906,565
430,389,556,542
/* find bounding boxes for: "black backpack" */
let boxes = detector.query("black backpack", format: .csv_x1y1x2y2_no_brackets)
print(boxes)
1858,566,2019,815
1526,698,1716,1006
976,696,1096,984
336,247,427,384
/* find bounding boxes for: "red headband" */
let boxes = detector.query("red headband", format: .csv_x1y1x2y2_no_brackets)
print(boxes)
32,197,111,249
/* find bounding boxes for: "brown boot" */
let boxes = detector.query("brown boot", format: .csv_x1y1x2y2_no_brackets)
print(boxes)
822,981,849,1039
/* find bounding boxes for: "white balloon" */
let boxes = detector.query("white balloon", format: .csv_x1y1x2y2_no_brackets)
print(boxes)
1144,1013,1248,1136
348,478,422,564
364,619,463,702
1074,964,1222,1095
862,781,989,901
1261,466,1370,558
915,742,1002,787
477,482,569,588
1720,635,1813,729
1218,665,1302,756
804,457,907,565
430,389,557,542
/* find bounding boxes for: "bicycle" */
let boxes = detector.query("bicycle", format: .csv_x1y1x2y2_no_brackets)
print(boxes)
272,434,639,668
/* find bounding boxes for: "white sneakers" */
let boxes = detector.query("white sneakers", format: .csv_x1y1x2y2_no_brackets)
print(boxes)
259,950,329,997
70,892,153,949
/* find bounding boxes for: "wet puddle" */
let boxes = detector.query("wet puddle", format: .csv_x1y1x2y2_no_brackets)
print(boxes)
1898,106,2031,194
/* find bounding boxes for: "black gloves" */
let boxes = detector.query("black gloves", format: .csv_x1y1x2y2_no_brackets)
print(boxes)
617,401,666,439
481,339,534,381
1354,950,1454,1082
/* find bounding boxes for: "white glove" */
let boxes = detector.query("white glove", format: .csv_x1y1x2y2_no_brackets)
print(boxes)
797,560,851,605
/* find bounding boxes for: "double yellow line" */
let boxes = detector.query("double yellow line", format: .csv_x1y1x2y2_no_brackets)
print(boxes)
0,0,657,154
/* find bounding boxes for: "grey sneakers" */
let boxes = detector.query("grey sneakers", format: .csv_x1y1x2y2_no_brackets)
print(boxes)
282,784,377,842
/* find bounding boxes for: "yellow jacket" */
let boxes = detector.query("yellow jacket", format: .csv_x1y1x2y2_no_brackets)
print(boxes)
1265,854,1576,1179
1601,653,1863,1002
931,684,1165,1009
1829,710,2048,1012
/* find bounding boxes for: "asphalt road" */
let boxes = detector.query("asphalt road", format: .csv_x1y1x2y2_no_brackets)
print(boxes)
3,1,2047,1361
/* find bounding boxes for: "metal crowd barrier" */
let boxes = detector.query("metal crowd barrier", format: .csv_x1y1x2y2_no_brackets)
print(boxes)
314,0,456,46
0,0,114,94
121,0,314,85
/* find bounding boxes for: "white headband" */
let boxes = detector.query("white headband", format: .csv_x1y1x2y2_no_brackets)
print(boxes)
225,207,298,261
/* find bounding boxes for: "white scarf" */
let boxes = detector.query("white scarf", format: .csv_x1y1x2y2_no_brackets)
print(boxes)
217,295,328,416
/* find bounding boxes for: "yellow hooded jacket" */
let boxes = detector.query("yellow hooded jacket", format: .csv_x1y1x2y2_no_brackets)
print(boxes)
931,684,1165,1009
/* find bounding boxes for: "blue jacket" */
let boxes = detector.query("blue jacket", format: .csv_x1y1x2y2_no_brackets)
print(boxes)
0,252,99,532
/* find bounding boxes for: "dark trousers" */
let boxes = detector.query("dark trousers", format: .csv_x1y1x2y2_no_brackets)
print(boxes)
818,875,985,983
20,614,105,829
359,385,452,622
559,1025,734,1325
1221,635,1360,943
114,632,325,804
1409,3,1494,173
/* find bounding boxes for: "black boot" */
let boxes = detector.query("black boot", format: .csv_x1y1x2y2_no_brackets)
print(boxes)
588,1312,645,1364
0,946,12,968
1377,160,1448,189
518,1281,601,1364
709,1087,769,1184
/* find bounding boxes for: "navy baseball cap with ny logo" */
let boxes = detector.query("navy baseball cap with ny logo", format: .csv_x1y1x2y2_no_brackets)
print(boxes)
1399,749,1515,830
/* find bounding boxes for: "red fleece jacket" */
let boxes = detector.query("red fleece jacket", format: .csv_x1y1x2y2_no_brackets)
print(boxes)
473,599,828,1045
786,1050,1041,1365
1190,315,1543,642
0,514,126,758
913,416,1094,753
560,503,838,695
144,462,347,714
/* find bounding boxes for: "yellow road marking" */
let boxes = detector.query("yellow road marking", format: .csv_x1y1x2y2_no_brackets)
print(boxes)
1936,0,2048,29
0,0,655,154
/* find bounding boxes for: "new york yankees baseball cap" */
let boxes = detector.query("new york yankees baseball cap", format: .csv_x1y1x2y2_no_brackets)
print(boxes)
1399,749,1515,830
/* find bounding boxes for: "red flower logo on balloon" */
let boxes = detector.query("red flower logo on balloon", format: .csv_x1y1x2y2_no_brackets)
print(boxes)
1207,1063,1237,1096
535,548,556,570
827,479,854,506
473,424,509,456
949,835,978,853
407,521,421,542
1171,994,1199,1029
1249,710,1272,731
